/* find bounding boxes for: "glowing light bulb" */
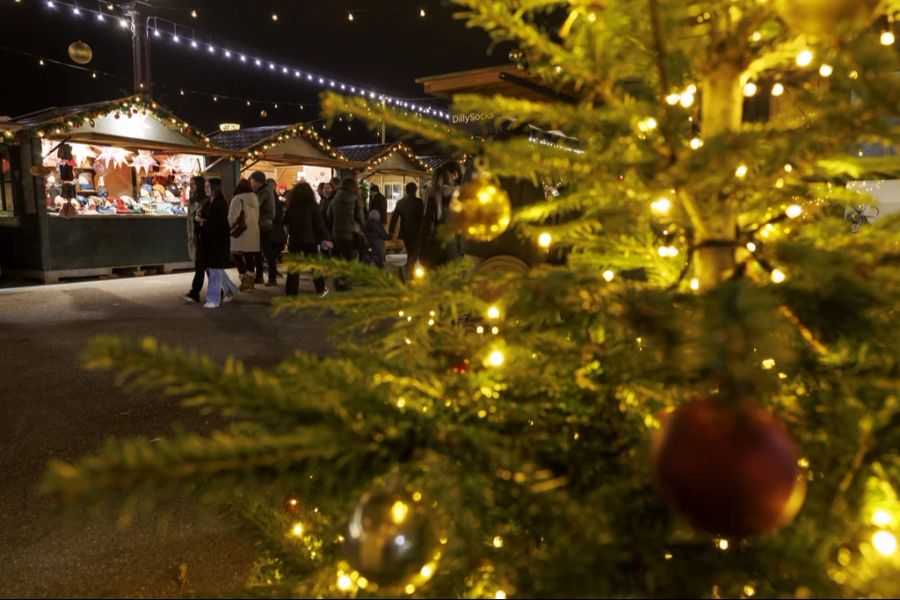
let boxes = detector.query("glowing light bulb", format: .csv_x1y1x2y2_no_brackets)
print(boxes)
348,11,354,21
785,204,803,219
873,510,892,527
796,49,814,67
538,232,552,248
873,530,897,556
819,63,834,77
414,264,425,279
291,522,304,537
771,269,786,284
486,350,505,368
743,584,756,597
881,31,896,46
272,12,278,21
638,117,658,132
735,164,748,178
689,137,703,150
495,592,507,599
337,575,352,590
771,82,784,96
690,278,700,291
651,196,672,215
420,8,426,17
119,18,128,28
493,535,504,548
761,358,776,370
487,306,501,320
716,538,729,550
602,270,615,282
679,92,695,108
665,93,680,105
743,82,758,97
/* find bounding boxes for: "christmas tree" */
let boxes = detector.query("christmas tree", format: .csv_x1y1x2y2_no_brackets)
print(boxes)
43,0,900,597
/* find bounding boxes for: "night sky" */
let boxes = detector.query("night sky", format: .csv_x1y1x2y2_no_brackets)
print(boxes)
0,0,510,145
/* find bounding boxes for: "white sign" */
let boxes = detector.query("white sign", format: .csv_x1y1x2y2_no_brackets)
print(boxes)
219,123,241,132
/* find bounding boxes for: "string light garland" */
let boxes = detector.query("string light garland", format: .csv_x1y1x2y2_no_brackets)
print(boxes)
30,0,452,121
359,142,433,173
235,123,347,167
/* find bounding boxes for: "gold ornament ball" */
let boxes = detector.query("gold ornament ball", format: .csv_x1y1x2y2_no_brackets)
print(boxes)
775,0,881,38
343,488,433,587
450,180,512,242
260,110,268,118
68,41,93,65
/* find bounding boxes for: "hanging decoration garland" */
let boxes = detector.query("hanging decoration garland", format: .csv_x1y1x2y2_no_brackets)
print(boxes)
239,123,347,168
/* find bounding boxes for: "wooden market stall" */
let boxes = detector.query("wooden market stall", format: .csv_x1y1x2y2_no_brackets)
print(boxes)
208,124,351,197
337,142,432,212
0,95,222,282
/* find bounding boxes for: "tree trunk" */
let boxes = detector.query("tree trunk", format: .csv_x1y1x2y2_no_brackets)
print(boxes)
694,64,742,289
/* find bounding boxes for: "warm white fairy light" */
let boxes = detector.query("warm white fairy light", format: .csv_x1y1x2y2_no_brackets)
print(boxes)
348,11,354,21
538,232,552,248
602,270,615,282
771,82,784,97
690,278,700,291
486,350,505,368
873,510,892,527
665,93,681,105
487,306,501,320
819,63,833,77
735,164,748,178
419,7,426,17
771,269,787,284
651,196,672,215
881,30,896,45
785,204,803,219
796,49,814,67
873,530,897,556
743,82,758,97
689,137,703,150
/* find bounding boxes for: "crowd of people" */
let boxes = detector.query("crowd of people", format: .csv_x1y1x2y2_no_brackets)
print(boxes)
181,161,464,309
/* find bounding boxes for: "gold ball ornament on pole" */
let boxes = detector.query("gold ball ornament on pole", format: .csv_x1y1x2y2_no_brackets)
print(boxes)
775,0,881,38
343,488,434,588
68,41,93,65
450,167,512,242
259,110,268,118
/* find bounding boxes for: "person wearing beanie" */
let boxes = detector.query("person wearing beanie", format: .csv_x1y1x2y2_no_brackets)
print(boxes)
249,170,278,286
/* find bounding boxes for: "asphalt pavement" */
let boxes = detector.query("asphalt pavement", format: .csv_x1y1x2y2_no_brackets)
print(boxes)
0,271,336,597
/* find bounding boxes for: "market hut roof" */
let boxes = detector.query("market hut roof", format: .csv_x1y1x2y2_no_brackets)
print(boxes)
13,95,222,155
337,142,432,176
416,65,576,103
417,155,456,171
211,123,348,168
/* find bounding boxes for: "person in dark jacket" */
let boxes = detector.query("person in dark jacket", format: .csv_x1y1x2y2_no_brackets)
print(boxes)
320,177,342,230
420,162,462,267
368,184,388,226
364,210,391,268
389,182,425,279
199,178,235,308
249,171,278,286
325,177,365,290
182,175,207,303
271,188,287,264
284,182,333,296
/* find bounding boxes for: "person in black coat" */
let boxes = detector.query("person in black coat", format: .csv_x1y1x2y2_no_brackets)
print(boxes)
389,182,425,278
198,178,235,308
284,182,333,296
369,184,388,226
364,210,391,268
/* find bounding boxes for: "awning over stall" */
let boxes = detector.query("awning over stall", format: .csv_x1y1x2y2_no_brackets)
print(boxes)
15,95,223,156
212,124,350,169
338,143,432,178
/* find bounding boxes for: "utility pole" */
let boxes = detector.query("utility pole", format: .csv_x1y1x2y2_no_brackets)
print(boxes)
381,99,386,143
121,2,152,96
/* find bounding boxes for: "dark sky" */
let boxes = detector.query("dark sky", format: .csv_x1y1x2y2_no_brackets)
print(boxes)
0,0,510,145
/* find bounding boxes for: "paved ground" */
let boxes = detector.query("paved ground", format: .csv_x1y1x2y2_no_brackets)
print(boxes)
0,270,338,597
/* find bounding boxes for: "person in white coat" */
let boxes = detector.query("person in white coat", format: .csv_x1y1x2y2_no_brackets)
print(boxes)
229,178,261,291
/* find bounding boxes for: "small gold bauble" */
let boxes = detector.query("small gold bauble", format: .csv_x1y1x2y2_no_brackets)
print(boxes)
68,41,93,65
259,110,268,118
774,0,881,38
449,179,512,242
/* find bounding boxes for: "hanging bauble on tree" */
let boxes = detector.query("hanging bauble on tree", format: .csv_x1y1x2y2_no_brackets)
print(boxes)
260,110,268,118
343,487,434,587
68,41,92,65
450,164,512,242
774,0,881,38
652,396,806,537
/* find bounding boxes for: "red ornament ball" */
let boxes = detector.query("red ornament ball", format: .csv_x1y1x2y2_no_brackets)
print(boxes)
652,396,806,537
